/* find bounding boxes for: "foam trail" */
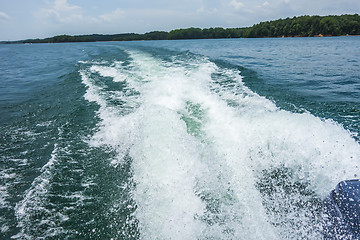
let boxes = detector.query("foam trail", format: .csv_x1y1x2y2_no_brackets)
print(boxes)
127,52,210,239
14,142,64,239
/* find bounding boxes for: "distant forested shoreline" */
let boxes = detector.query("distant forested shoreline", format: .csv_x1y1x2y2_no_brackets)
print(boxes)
3,14,360,44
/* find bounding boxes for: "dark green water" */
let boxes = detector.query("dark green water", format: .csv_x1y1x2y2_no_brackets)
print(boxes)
0,38,359,239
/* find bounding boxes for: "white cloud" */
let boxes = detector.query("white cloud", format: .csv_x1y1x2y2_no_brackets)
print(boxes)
39,0,126,26
99,8,124,22
196,6,219,14
262,1,270,7
196,7,206,13
53,0,80,12
39,0,84,23
257,1,270,8
230,0,244,10
0,11,11,22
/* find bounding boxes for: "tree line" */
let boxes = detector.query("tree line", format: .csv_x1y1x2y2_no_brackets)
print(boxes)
245,14,360,37
4,14,360,43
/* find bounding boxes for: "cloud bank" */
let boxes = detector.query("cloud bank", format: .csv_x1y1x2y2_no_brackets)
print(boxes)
0,11,11,22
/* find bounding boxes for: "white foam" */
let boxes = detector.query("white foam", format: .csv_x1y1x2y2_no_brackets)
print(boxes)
0,184,10,208
1,224,9,234
130,106,207,239
90,65,127,82
80,69,139,166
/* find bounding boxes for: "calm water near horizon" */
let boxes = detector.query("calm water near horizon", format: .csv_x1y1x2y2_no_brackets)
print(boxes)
0,37,359,239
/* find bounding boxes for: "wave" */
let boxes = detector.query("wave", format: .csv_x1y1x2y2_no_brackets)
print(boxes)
79,48,360,239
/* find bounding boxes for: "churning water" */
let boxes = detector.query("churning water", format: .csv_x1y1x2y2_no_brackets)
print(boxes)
0,37,359,239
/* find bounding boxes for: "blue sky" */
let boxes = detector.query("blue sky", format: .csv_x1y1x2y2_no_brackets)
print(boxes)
1,0,360,41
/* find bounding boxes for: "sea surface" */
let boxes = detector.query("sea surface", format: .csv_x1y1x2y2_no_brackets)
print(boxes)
0,37,359,239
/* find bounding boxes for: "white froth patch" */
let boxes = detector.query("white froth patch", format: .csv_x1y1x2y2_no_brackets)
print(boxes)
78,60,108,65
0,185,10,208
90,65,127,82
131,107,206,239
0,169,17,209
80,69,139,166
1,224,9,233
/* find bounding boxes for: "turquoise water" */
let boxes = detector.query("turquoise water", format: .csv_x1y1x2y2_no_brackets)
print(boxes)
0,37,359,239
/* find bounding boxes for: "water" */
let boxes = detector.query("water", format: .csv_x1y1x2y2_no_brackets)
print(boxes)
0,37,359,239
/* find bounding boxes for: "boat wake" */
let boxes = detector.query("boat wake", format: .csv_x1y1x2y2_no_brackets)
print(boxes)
77,48,360,239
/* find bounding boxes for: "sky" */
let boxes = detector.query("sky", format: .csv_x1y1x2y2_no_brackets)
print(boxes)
0,0,360,41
